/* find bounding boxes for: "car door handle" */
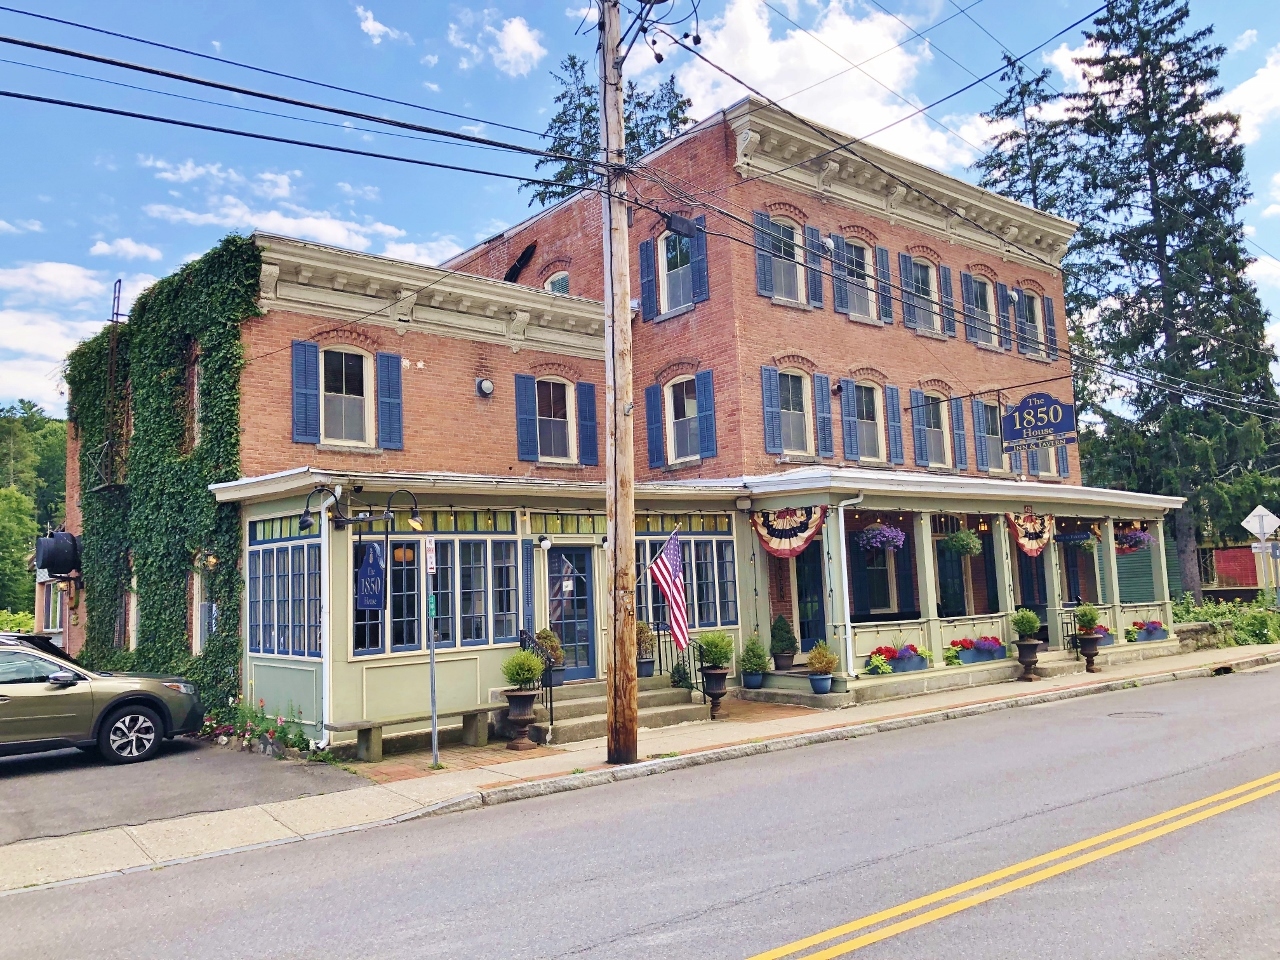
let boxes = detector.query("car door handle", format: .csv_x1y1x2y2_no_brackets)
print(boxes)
0,696,8,703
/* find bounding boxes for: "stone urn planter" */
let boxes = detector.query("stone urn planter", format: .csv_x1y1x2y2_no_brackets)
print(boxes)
1013,640,1042,681
503,689,539,751
1077,630,1101,673
700,667,730,718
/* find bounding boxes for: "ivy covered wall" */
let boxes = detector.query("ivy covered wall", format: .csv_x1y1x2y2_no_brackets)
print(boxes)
65,235,260,707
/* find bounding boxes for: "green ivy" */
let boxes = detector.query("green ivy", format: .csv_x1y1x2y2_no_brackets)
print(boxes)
65,235,261,707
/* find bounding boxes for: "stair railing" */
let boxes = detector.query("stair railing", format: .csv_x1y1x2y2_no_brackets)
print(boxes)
519,629,555,727
653,624,706,704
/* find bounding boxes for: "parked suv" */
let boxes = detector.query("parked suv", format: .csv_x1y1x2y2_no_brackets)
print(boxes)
0,637,203,764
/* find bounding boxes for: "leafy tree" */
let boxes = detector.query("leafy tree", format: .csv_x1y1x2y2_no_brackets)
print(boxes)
32,420,66,528
0,402,65,528
522,54,692,206
0,406,37,496
0,485,36,614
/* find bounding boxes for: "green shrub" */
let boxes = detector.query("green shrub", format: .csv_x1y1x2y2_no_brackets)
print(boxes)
1234,610,1278,645
770,615,798,655
1074,603,1100,634
502,650,546,689
740,635,769,674
670,660,693,689
698,630,735,669
636,621,656,659
806,642,839,675
866,653,892,675
943,646,961,667
1011,608,1041,638
941,529,982,556
0,609,35,633
534,628,564,666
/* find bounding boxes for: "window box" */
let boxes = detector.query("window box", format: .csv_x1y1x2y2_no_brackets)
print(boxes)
864,652,929,673
956,647,1007,664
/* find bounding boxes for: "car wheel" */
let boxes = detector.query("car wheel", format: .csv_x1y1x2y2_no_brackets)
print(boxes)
98,705,163,764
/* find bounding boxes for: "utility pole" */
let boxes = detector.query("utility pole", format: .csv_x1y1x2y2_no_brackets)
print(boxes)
599,0,638,764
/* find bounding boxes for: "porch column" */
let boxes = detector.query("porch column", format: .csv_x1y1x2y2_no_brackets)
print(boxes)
913,512,943,663
1151,517,1173,625
827,506,854,675
992,514,1016,633
1043,519,1064,648
1101,519,1123,638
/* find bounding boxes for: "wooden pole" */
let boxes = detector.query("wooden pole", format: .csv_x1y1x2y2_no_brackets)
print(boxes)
599,0,638,764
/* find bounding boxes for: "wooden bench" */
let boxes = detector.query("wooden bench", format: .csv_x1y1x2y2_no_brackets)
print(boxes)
324,704,507,762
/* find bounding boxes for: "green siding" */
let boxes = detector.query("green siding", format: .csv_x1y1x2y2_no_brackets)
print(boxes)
1165,535,1184,599
1117,548,1156,603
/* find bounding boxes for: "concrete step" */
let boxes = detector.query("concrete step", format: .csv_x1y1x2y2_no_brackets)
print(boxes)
533,686,694,722
549,675,672,702
534,701,711,745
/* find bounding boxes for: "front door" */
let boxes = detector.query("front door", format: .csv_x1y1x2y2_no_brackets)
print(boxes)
935,543,968,618
0,650,95,745
795,540,826,652
548,548,595,680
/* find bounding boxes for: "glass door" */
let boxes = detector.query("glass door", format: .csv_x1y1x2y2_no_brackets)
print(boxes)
548,548,595,680
795,540,826,652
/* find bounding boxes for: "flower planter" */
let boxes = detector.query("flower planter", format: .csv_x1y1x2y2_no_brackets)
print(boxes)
542,665,566,688
1077,631,1101,673
1014,639,1041,681
503,689,539,751
742,671,764,690
809,674,833,695
773,652,797,671
1134,628,1167,642
700,667,730,719
636,657,655,678
1096,630,1116,646
864,652,929,673
956,647,1007,665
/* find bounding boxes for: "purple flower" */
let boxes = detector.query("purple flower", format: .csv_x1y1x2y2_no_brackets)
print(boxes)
858,525,907,551
1115,529,1156,549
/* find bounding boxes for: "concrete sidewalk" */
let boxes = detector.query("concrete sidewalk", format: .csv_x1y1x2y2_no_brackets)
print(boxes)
4,642,1278,896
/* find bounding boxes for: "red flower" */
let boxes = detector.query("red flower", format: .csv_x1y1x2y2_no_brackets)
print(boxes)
871,645,899,660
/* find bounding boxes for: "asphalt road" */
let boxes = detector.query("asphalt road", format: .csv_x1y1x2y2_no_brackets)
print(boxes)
0,738,361,845
5,666,1280,959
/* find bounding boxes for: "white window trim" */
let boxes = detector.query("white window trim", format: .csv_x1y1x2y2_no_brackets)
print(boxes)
862,526,899,614
770,218,806,306
536,376,579,465
1023,293,1045,356
847,241,874,318
981,401,1010,474
664,375,700,465
854,382,886,463
656,231,694,315
544,271,569,294
320,347,377,448
779,369,814,456
972,278,995,344
913,259,940,331
923,392,952,468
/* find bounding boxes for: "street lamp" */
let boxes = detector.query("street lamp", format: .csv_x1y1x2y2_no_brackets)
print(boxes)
298,485,352,532
384,488,424,531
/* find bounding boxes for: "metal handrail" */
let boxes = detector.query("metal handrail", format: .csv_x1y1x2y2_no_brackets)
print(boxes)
519,629,555,727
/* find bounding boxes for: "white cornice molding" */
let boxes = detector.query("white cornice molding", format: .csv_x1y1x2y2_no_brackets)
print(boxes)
727,100,1077,273
254,233,605,360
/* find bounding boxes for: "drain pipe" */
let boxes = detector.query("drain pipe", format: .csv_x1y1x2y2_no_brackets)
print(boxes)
835,495,865,676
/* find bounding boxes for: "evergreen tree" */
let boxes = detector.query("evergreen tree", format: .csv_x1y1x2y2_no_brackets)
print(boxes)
522,54,692,206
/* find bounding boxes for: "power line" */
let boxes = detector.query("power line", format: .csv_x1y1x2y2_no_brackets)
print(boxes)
0,3,547,140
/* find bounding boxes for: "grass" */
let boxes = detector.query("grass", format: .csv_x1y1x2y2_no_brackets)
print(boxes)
647,751,680,759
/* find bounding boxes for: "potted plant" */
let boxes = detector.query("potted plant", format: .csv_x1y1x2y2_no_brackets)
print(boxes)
866,652,892,675
740,634,769,689
770,615,799,671
1132,619,1167,642
1010,608,1042,681
501,650,546,750
866,643,929,673
697,630,735,719
1074,603,1102,673
535,628,566,687
636,621,657,678
941,528,982,557
948,636,1007,665
806,642,840,694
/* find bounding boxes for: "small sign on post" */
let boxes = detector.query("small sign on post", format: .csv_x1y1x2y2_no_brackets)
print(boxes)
423,536,440,766
1243,505,1280,603
425,537,437,575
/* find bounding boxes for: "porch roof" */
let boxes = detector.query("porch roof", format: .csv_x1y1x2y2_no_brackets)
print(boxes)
211,465,1183,514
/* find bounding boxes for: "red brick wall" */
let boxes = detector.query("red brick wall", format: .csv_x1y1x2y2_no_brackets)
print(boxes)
239,308,606,482
1215,547,1258,587
449,118,1080,486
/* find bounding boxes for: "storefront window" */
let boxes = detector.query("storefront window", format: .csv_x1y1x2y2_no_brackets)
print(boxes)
492,542,518,642
352,541,383,654
247,517,322,658
636,521,738,632
390,541,420,651
460,541,488,645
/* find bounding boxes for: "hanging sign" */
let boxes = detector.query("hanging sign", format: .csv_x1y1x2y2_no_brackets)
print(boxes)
1002,392,1077,452
751,506,827,558
355,542,385,611
1008,513,1054,558
424,537,437,575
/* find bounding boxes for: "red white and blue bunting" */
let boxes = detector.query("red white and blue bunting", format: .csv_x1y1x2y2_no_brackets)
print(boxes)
1008,513,1054,557
751,506,827,558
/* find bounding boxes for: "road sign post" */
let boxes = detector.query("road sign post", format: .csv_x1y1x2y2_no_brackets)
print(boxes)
1242,506,1280,605
425,537,439,766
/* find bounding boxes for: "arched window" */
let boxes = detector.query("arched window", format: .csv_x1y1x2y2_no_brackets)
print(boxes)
920,392,951,467
544,271,569,295
322,347,374,445
842,239,873,317
910,258,939,332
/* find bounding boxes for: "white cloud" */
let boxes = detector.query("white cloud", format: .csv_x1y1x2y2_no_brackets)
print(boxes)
474,218,509,241
337,182,380,201
89,238,163,261
1261,171,1280,219
0,309,107,361
383,238,465,265
356,6,410,45
460,123,485,136
424,81,441,93
487,17,547,77
1220,44,1280,143
1232,30,1258,53
254,171,298,199
139,156,243,185
673,0,981,170
1245,224,1257,236
120,273,158,309
565,5,594,19
144,196,404,251
421,53,439,67
0,262,106,302
1249,255,1280,290
0,218,42,234
211,40,222,54
0,354,71,411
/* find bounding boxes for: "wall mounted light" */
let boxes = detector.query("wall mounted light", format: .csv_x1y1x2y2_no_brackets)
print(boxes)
476,378,495,398
538,536,552,552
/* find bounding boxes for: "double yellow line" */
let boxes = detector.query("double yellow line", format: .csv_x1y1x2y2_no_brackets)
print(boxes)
749,770,1280,959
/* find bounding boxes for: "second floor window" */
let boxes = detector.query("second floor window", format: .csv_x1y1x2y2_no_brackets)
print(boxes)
979,401,1004,470
537,379,571,460
669,378,699,462
922,394,947,465
855,384,881,460
323,350,367,443
768,220,802,302
779,372,808,453
972,278,993,344
662,233,693,311
911,260,937,331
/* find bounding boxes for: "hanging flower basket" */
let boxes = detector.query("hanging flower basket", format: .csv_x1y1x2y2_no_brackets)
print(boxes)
1115,529,1155,553
941,529,982,556
858,525,907,552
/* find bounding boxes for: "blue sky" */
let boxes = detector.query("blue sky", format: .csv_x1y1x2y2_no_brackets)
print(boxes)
2,0,1278,412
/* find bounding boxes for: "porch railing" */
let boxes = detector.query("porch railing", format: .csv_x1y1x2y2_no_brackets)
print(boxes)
850,620,929,660
519,629,555,727
938,614,1008,645
653,625,707,704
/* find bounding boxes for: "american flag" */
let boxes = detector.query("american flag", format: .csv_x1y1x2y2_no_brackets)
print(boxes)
649,530,690,650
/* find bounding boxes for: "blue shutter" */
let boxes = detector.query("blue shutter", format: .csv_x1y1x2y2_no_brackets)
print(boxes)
375,352,404,450
814,373,834,458
831,235,849,314
1057,443,1070,477
644,384,665,469
804,225,824,308
1028,447,1041,475
691,216,709,303
1014,289,1030,354
896,525,916,615
960,272,978,342
1044,295,1059,359
639,238,658,320
909,388,928,465
996,283,1013,350
939,265,956,336
754,212,774,297
695,368,717,459
1011,449,1023,474
875,246,893,323
972,397,989,471
515,374,538,461
521,539,534,634
898,253,917,328
950,396,967,469
290,340,320,444
577,382,598,466
840,378,859,460
885,385,904,464
761,366,782,454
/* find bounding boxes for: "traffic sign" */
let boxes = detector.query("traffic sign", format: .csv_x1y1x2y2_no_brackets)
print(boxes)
1242,505,1280,541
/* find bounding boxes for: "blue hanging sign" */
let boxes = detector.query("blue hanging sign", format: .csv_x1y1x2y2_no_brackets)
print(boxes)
355,542,385,611
1002,392,1077,452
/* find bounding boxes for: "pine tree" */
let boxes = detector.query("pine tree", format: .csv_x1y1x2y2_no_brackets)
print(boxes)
522,54,692,207
1064,0,1279,600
